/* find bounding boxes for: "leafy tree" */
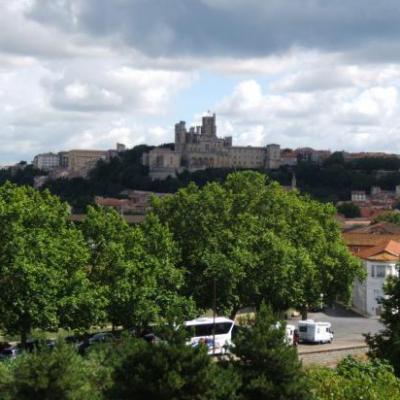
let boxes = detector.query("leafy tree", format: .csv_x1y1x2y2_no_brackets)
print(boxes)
323,151,345,167
0,183,99,345
0,361,14,400
336,202,361,218
152,171,363,317
108,336,239,400
306,356,400,400
374,211,400,225
366,267,400,375
12,341,101,400
81,206,194,330
232,304,307,400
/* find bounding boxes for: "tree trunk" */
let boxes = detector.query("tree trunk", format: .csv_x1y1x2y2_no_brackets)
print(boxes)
229,304,240,321
300,306,308,320
20,329,27,348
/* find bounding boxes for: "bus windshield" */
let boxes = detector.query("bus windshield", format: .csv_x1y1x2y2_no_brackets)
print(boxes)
186,322,233,337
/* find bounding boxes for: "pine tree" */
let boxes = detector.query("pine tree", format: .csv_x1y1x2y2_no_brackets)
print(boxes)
232,304,307,400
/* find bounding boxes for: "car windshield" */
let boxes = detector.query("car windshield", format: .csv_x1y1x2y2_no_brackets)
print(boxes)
186,322,233,337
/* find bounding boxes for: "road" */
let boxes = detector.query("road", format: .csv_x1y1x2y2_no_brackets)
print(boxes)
288,305,383,352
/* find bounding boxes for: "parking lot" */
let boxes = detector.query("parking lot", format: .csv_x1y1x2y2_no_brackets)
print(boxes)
289,305,383,352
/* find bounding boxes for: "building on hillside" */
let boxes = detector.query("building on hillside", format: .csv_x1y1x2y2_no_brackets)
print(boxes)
32,152,60,171
345,186,400,218
32,143,126,178
142,113,281,180
95,191,169,215
67,149,107,176
343,151,399,160
295,147,331,163
352,240,400,316
280,149,298,166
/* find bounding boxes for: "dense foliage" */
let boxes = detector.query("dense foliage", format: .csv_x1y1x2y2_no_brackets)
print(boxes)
81,206,194,329
336,202,361,218
306,356,400,400
108,337,236,400
0,183,99,345
374,211,400,225
366,267,400,375
152,171,363,317
232,304,306,400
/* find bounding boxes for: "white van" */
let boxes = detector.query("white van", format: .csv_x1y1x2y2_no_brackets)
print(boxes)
298,320,333,344
184,317,235,355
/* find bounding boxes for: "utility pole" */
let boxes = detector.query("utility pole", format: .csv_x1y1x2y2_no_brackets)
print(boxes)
212,277,216,355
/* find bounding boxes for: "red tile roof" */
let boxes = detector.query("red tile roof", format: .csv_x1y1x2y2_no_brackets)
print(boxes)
357,240,400,261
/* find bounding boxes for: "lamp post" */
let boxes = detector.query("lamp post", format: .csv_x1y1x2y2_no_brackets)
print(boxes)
212,277,216,355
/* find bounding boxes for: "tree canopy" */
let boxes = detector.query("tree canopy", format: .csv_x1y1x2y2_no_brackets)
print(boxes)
0,183,99,344
81,206,194,330
152,171,363,317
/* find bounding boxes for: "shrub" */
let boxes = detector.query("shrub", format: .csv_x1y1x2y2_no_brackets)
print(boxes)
306,356,400,400
108,336,238,400
12,341,101,400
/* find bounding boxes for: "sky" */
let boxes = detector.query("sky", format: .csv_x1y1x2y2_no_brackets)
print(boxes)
2,0,400,163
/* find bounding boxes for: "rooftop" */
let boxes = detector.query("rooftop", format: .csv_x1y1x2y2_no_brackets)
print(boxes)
357,240,400,261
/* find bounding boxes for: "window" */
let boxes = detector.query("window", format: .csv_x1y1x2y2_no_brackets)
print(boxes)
376,265,386,278
185,323,232,337
371,264,387,278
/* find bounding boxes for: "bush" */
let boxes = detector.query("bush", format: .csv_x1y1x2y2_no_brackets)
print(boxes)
306,356,400,400
11,341,101,400
0,361,14,400
108,336,239,400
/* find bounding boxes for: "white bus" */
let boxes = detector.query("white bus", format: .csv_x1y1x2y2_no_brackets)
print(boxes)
184,317,235,355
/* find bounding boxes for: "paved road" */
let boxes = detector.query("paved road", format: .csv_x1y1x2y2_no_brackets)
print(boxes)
287,305,384,351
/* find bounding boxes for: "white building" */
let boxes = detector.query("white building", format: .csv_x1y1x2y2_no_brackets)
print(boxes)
353,240,400,316
32,153,60,171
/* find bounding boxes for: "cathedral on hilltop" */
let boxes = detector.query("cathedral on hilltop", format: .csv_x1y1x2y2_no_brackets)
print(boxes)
142,113,281,180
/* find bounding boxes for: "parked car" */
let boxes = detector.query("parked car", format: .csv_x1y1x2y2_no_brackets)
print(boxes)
0,346,22,360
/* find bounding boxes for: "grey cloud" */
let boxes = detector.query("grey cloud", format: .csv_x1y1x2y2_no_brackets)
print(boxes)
27,0,400,61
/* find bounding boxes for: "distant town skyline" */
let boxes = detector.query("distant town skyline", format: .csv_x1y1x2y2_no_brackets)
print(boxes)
2,1,400,163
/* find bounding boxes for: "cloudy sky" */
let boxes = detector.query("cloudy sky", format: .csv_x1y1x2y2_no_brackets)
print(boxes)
2,0,400,163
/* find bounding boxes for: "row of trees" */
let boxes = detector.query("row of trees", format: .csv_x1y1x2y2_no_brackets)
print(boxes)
0,171,363,344
2,305,400,400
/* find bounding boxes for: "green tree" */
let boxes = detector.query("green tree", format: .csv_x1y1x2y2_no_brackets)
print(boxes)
306,356,400,400
152,171,363,317
366,267,400,375
108,336,240,400
232,304,306,400
374,211,400,225
0,183,99,345
336,202,361,218
0,361,14,400
81,206,194,330
12,341,101,400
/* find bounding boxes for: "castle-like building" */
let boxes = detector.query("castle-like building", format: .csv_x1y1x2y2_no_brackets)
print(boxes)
142,114,281,180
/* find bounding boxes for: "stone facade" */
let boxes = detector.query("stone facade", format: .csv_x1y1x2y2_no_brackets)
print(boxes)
32,152,60,171
143,114,281,180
